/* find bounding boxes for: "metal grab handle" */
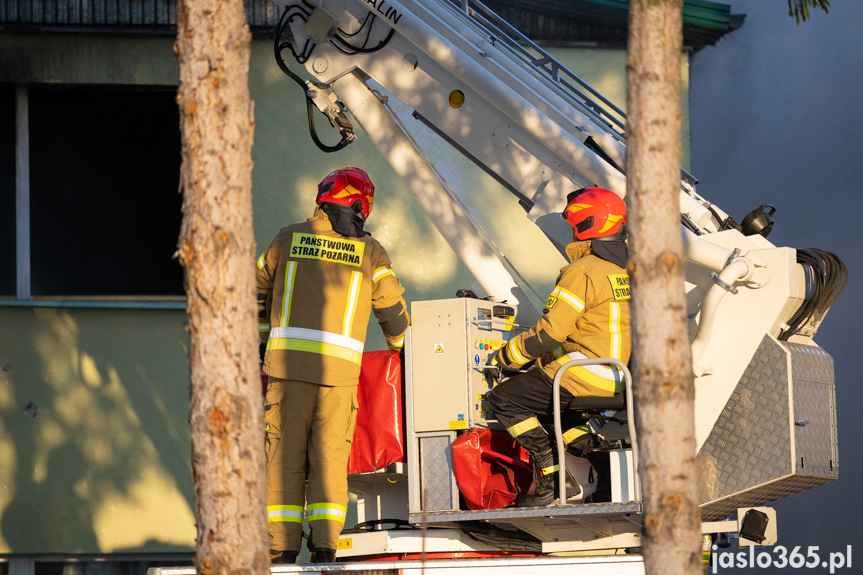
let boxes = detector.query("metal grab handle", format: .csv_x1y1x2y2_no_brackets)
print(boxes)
552,356,640,505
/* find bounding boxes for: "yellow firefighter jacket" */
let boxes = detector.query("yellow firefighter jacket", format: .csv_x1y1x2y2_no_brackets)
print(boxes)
498,240,631,397
256,211,410,386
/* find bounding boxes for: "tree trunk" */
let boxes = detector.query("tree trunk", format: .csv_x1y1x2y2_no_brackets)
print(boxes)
175,1,268,574
626,1,701,574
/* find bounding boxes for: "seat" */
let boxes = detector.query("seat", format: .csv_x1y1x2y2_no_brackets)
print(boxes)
560,393,629,454
566,392,625,413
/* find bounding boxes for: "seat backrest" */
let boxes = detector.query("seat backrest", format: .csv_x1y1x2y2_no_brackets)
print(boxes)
566,393,625,412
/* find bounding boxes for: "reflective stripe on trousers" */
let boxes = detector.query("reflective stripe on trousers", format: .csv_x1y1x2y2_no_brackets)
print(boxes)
306,502,348,524
267,505,304,523
266,503,347,524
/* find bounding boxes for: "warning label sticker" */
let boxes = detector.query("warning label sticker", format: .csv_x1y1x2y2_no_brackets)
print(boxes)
337,538,352,550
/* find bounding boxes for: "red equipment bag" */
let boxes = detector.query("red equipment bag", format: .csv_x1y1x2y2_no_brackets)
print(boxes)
451,428,535,510
348,350,405,474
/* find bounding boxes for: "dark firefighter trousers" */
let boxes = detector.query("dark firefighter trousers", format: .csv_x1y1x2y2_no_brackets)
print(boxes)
486,366,595,457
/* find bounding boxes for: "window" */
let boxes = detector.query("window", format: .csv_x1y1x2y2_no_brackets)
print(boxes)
1,85,184,299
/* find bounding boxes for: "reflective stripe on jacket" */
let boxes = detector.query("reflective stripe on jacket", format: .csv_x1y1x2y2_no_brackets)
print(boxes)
256,212,409,386
499,240,631,397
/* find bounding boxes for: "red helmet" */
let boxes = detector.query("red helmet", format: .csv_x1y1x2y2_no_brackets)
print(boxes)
316,167,375,220
563,187,626,240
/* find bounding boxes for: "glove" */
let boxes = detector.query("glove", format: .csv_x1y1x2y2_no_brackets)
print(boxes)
487,348,514,385
487,349,500,368
259,341,267,364
483,349,500,386
490,345,530,379
489,345,516,370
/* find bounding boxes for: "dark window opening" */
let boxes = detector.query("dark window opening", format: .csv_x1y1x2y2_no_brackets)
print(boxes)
27,86,183,297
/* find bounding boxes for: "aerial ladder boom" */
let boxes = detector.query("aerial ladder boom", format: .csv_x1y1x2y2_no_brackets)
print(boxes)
261,0,847,566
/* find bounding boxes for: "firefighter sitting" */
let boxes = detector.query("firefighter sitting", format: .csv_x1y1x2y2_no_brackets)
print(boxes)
487,187,631,507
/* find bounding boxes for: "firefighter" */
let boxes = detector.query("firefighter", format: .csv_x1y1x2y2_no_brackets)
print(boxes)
257,167,410,563
487,187,631,507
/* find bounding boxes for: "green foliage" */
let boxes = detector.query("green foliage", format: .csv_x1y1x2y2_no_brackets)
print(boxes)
787,0,830,25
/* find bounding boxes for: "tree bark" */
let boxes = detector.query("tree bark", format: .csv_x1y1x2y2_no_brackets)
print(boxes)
626,1,701,574
175,1,268,574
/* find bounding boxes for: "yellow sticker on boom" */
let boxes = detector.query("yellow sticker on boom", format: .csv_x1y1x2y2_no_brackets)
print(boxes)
608,273,631,301
290,233,365,266
337,538,352,550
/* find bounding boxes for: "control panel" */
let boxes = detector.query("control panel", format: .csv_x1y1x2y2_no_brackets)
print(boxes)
410,298,517,432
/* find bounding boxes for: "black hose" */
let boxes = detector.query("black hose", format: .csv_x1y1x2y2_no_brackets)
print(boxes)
779,248,848,341
331,19,395,55
273,4,352,153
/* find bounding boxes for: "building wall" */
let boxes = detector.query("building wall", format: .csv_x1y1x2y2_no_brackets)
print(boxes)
0,32,197,557
0,33,179,85
0,307,194,555
1,28,689,556
690,1,862,567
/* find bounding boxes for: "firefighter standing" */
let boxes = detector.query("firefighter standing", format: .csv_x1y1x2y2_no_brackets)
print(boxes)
257,168,410,563
487,187,631,507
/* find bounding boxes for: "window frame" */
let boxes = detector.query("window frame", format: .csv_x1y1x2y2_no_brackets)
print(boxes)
3,85,186,310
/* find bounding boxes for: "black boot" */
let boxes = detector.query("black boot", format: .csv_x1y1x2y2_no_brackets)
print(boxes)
270,550,298,564
517,448,580,507
312,548,337,563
